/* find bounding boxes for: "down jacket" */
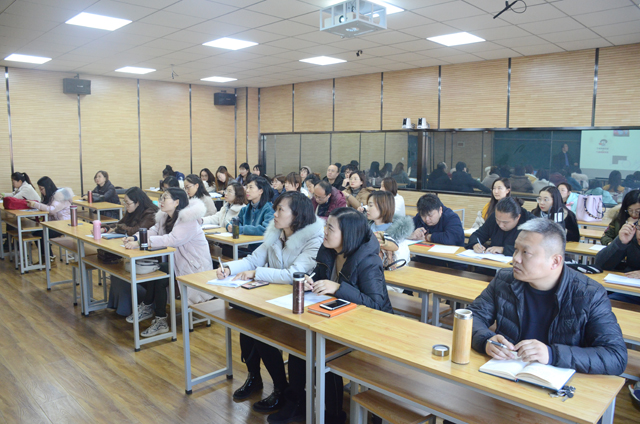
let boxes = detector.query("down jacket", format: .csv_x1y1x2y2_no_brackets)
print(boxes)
226,218,324,284
144,198,213,305
468,266,627,375
311,233,393,313
202,202,243,227
34,187,74,221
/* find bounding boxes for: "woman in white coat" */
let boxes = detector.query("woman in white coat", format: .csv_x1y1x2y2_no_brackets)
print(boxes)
217,191,324,413
184,174,217,217
0,172,40,201
124,188,213,337
202,182,245,227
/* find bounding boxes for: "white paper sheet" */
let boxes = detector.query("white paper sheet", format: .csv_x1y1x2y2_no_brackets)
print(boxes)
428,245,460,254
214,232,233,237
464,228,476,236
589,244,606,251
148,187,161,192
457,249,513,263
603,273,640,288
201,224,221,230
210,192,223,198
403,239,422,246
266,293,331,309
207,275,252,288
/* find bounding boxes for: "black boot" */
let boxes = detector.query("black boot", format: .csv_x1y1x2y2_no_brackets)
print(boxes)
233,372,263,400
253,386,287,412
267,399,305,424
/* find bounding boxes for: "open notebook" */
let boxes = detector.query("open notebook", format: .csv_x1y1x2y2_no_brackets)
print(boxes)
479,357,575,391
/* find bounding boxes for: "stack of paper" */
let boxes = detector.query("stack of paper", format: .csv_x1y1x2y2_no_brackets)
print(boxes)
428,245,460,254
458,249,512,263
267,293,331,309
207,275,252,288
210,192,223,198
589,245,607,252
464,228,477,236
202,224,221,230
603,274,640,288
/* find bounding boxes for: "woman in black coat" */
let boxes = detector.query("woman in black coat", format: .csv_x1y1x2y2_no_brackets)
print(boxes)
267,208,392,424
83,170,121,218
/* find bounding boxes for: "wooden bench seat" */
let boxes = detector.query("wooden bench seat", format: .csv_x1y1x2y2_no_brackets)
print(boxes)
352,390,433,424
50,237,99,257
330,350,564,424
388,291,453,326
624,350,640,381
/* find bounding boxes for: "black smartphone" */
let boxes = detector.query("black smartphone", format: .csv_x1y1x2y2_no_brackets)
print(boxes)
241,281,269,290
147,246,166,252
319,299,351,311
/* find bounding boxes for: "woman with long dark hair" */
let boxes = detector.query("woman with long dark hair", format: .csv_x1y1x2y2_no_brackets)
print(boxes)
0,172,39,201
604,170,624,194
202,183,246,227
226,177,274,236
199,168,216,193
391,162,410,185
83,170,121,218
602,190,640,246
531,186,580,242
472,178,511,229
184,174,217,217
214,166,235,193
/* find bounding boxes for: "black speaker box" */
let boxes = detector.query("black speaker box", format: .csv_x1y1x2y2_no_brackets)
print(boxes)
214,92,235,106
63,78,91,95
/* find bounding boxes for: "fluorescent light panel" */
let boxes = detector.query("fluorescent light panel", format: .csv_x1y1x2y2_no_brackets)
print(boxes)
4,54,51,64
299,56,346,66
201,76,237,83
369,0,404,14
115,66,155,74
66,12,131,31
203,37,258,50
427,32,485,47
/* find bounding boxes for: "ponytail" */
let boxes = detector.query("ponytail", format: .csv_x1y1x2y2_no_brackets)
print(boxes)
11,172,32,186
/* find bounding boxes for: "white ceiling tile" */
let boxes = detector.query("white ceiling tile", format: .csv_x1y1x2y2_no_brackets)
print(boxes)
353,56,401,66
468,0,546,14
512,44,564,56
392,0,457,9
386,51,431,62
573,6,640,27
244,44,290,56
267,37,318,50
295,30,342,44
378,62,421,71
0,26,46,41
98,31,157,47
110,0,177,8
591,21,640,38
20,40,77,55
247,0,319,19
164,0,239,19
441,53,483,63
67,63,110,74
413,1,486,22
422,47,468,58
473,48,521,60
44,22,113,40
122,45,175,57
553,0,632,16
386,11,435,30
450,41,503,53
117,22,177,38
183,44,223,56
35,60,88,71
260,20,317,36
83,0,157,21
214,50,264,62
139,11,208,29
518,17,586,35
365,45,412,56
214,9,282,28
361,30,419,45
329,38,381,51
494,35,550,48
288,11,321,27
187,20,250,37
163,30,216,44
541,28,601,44
472,25,532,41
444,13,509,31
389,39,442,52
250,55,292,65
4,1,76,22
401,22,461,39
209,0,264,7
143,38,194,51
155,50,210,62
24,0,97,10
229,29,286,44
555,38,613,51
496,3,566,25
606,33,640,46
297,44,349,56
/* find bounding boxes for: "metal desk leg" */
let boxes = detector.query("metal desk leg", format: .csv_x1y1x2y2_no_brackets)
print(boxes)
233,244,238,260
181,282,193,394
602,398,615,424
350,382,361,423
119,208,123,220
97,210,101,221
0,212,4,259
432,294,441,327
17,217,24,274
420,292,430,324
225,326,233,379
306,329,315,424
44,226,51,290
169,253,177,342
131,259,141,351
315,333,326,424
79,241,90,316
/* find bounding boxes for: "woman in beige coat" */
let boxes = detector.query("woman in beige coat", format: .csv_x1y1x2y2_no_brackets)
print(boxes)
342,170,372,209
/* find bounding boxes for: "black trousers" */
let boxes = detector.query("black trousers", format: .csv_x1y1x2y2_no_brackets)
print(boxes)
240,334,288,390
143,262,170,317
286,355,344,419
33,229,64,257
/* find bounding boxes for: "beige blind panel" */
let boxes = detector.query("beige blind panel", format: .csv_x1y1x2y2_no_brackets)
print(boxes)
0,75,10,193
335,73,381,131
360,133,385,178
383,67,438,130
81,76,138,192
294,79,333,132
510,50,594,128
192,84,235,177
385,133,409,168
275,134,300,176
236,88,247,167
247,88,260,166
441,60,507,129
331,133,360,173
301,133,330,177
10,68,80,193
261,85,292,133
595,44,640,127
139,80,190,189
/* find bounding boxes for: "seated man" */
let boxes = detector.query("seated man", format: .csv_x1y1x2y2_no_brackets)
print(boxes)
595,221,640,304
450,161,491,194
409,194,464,246
322,164,344,190
467,197,532,256
469,218,627,375
312,180,346,220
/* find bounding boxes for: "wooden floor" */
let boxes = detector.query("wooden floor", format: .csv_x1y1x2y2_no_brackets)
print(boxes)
0,253,639,424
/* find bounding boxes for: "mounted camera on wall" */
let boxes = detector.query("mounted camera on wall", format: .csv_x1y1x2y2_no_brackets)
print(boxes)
402,118,412,129
417,118,430,129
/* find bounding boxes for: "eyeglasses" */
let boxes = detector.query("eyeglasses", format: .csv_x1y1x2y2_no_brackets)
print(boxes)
159,195,171,202
536,197,552,204
184,184,195,191
627,209,640,217
123,200,135,207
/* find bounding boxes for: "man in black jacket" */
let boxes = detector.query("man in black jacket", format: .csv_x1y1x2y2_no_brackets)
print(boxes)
451,162,490,193
468,218,627,375
322,164,344,189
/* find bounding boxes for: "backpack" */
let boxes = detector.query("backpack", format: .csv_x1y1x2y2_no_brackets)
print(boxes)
3,197,28,210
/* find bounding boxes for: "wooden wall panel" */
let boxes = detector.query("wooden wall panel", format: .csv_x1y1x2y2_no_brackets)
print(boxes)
192,84,235,178
510,50,594,128
595,44,640,127
294,79,333,132
330,133,360,173
139,80,190,189
275,134,300,176
441,60,507,129
81,76,138,192
236,88,247,170
360,133,385,177
10,68,80,194
260,84,292,133
334,73,381,131
385,133,408,169
383,67,438,130
301,133,331,177
0,79,10,194
247,87,259,167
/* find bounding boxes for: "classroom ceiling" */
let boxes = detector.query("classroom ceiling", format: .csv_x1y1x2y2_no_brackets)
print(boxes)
0,0,639,88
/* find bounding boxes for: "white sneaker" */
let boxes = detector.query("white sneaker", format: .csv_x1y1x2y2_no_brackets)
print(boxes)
141,317,169,337
126,302,154,323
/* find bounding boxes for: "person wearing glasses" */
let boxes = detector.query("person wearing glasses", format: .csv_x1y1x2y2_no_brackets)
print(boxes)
601,190,640,246
311,180,346,220
226,177,274,236
472,178,511,230
531,186,580,242
184,174,217,217
202,183,246,227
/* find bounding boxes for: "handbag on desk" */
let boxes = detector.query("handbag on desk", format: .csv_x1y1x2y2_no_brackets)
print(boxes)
3,197,28,210
575,195,605,222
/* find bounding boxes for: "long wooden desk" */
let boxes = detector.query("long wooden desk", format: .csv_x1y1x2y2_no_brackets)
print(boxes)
72,198,123,221
313,307,624,424
409,243,511,272
204,227,263,260
0,204,48,273
176,271,351,424
41,219,177,351
578,220,610,229
591,271,640,298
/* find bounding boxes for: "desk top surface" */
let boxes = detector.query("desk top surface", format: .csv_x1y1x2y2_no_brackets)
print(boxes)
0,204,49,218
41,219,175,258
72,198,123,210
204,227,264,244
409,243,512,269
577,220,610,228
590,271,640,295
565,241,601,256
312,307,624,424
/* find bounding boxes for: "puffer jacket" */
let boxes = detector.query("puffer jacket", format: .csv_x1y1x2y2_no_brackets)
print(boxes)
312,187,347,219
91,180,120,204
601,219,623,246
312,234,393,313
202,202,243,227
380,214,414,265
34,187,75,221
143,198,213,305
227,218,324,283
595,235,640,272
468,266,627,375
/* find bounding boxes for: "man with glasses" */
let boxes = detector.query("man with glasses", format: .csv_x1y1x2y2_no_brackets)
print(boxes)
311,181,346,220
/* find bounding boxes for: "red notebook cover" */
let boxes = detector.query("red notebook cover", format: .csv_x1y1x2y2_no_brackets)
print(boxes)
307,298,357,317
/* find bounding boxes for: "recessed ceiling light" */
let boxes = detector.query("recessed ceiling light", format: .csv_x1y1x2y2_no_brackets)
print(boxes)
66,12,131,31
201,76,237,83
427,32,485,47
115,67,156,74
203,37,258,50
4,54,51,64
369,0,404,14
299,56,347,66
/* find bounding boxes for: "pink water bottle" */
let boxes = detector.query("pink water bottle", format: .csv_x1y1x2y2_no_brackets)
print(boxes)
93,220,101,240
87,191,93,203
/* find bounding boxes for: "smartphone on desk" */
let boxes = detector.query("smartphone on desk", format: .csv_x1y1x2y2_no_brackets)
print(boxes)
242,281,269,290
147,246,167,252
319,299,351,311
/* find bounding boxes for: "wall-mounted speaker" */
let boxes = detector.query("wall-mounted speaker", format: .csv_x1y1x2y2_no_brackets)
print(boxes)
63,78,91,95
214,92,236,106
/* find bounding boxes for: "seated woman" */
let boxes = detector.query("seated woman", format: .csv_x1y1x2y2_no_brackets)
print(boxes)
267,208,393,424
162,164,184,185
531,186,580,242
217,192,324,413
284,172,309,197
509,165,534,193
299,166,311,182
342,170,372,209
341,164,357,189
123,188,213,336
532,169,554,194
199,168,216,193
162,176,180,191
226,177,274,236
82,170,121,218
380,177,405,216
481,166,500,189
184,174,217,217
603,170,625,194
252,164,268,181
601,190,640,246
202,182,245,227
271,174,286,201
0,172,40,201
214,166,235,194
467,197,533,256
391,162,410,186
236,163,250,186
303,174,321,198
472,178,511,230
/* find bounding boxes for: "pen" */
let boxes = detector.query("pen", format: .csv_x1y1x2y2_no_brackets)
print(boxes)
487,340,511,350
306,272,315,280
217,256,224,270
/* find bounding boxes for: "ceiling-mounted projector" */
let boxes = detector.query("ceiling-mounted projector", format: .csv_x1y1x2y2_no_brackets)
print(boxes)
320,0,387,38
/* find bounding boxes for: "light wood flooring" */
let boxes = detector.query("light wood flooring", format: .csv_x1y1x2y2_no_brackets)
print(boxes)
0,253,638,423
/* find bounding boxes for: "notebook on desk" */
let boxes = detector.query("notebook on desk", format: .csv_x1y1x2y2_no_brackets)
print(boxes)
479,357,575,391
